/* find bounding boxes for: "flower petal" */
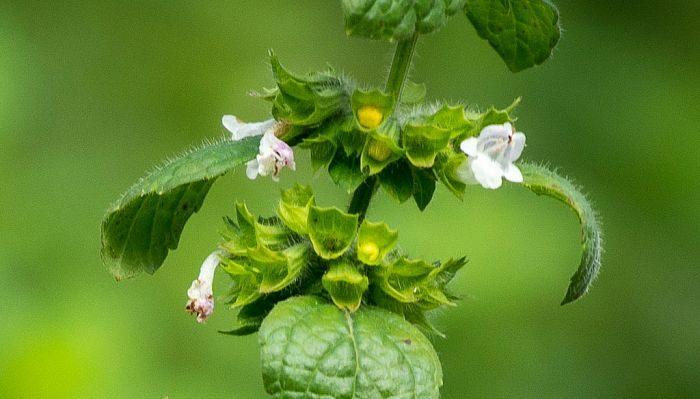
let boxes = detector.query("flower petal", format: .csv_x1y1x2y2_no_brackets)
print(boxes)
246,159,259,180
455,159,478,185
459,137,479,157
503,163,523,183
470,156,503,189
508,132,526,162
223,115,276,141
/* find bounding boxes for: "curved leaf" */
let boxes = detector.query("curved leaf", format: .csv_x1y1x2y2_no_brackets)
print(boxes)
259,296,443,398
100,137,259,280
520,163,603,304
465,0,561,72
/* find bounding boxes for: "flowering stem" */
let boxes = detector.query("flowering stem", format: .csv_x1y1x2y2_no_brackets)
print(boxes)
385,32,419,108
347,176,379,222
348,34,420,220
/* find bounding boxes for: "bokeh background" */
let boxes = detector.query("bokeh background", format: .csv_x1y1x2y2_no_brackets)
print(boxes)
1,1,698,398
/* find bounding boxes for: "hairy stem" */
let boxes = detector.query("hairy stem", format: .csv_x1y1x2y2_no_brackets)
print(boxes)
348,34,419,220
385,32,420,108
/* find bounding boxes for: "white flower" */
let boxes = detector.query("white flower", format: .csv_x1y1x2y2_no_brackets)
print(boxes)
222,115,295,181
185,252,220,323
222,115,277,141
246,131,296,182
456,122,526,189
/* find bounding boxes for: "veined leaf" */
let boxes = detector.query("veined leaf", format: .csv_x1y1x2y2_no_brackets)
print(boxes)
520,163,603,305
465,0,561,72
342,0,466,41
100,137,259,280
259,296,443,398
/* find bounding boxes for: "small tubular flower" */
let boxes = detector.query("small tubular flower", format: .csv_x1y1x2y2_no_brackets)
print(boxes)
185,252,220,323
246,131,296,181
222,115,295,181
456,122,526,189
222,115,277,140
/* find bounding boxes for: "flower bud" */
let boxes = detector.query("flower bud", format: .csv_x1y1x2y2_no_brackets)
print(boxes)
357,105,383,129
366,139,392,162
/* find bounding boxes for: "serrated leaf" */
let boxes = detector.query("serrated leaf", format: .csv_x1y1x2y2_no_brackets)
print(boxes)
465,0,561,72
357,220,399,265
270,53,350,126
412,167,437,211
259,296,443,399
100,137,259,280
520,163,603,304
308,206,359,260
342,0,465,41
322,260,369,312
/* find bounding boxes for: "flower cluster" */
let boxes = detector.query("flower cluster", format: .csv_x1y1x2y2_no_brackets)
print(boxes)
185,185,464,335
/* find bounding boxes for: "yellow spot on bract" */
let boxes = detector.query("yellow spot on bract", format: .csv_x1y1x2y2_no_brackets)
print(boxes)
360,242,380,263
367,140,392,162
357,106,383,129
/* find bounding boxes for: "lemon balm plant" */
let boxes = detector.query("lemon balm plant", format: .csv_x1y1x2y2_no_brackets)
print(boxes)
101,1,602,397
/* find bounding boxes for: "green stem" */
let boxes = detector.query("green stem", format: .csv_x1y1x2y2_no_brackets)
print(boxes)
385,32,420,107
347,176,378,223
347,34,419,220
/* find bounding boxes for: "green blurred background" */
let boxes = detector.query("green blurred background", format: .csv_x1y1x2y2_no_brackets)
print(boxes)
1,1,698,397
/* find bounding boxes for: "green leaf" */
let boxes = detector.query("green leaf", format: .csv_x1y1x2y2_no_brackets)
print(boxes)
379,159,413,203
403,123,452,168
300,119,342,171
307,206,359,260
342,0,466,41
412,167,437,211
357,220,399,265
465,0,561,72
322,260,369,312
270,52,350,126
100,137,259,280
259,296,443,398
520,163,603,305
433,152,467,199
277,184,315,235
328,151,366,193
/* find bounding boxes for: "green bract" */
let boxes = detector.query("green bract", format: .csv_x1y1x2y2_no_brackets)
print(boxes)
100,137,259,280
269,52,351,127
465,0,561,72
308,206,359,259
259,296,443,398
217,186,464,334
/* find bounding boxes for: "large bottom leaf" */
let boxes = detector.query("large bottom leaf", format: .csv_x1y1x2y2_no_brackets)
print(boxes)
259,296,443,399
